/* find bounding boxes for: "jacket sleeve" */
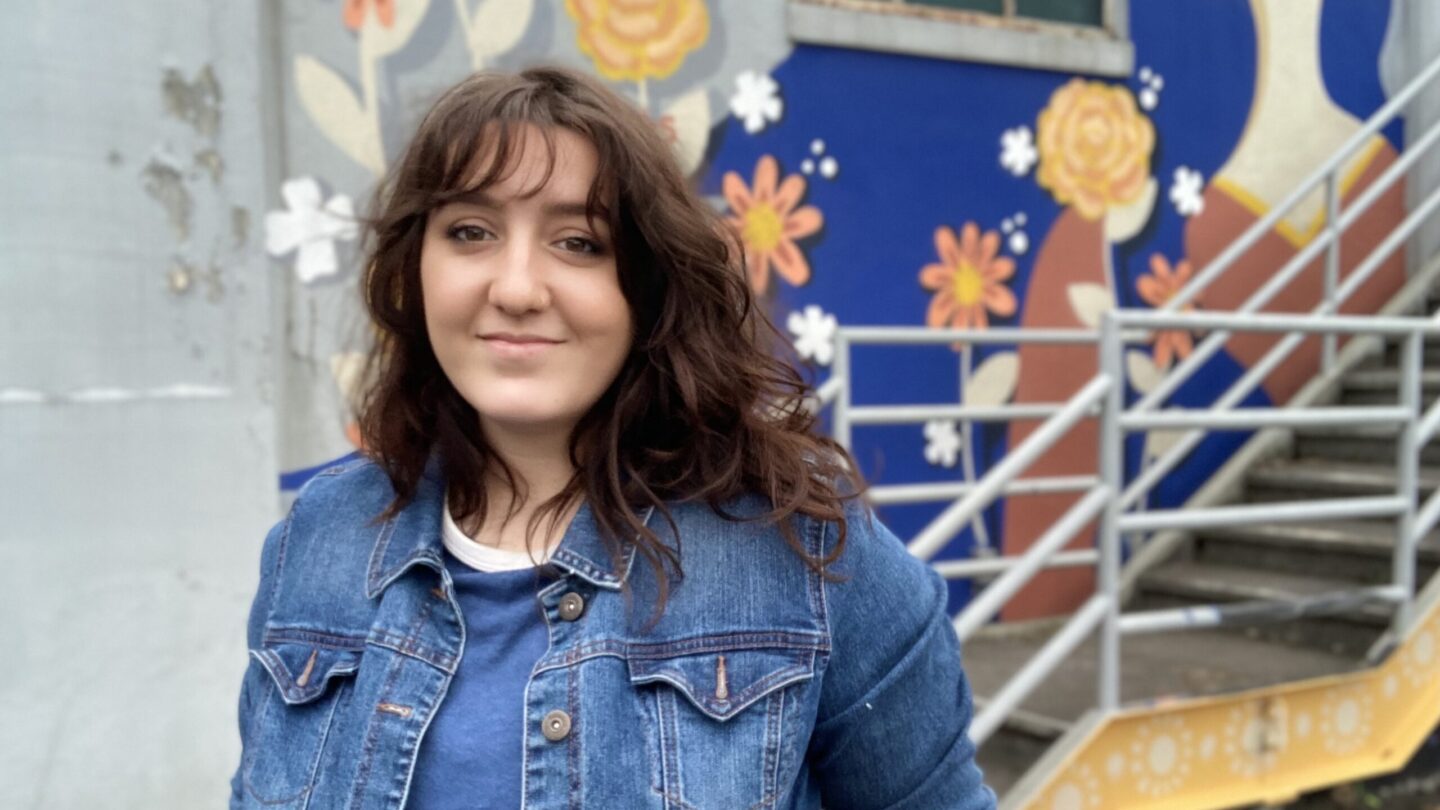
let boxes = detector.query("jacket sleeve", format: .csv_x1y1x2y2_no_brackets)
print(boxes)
229,509,293,808
807,499,997,810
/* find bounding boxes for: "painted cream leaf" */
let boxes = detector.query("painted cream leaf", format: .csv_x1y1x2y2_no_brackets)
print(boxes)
1105,176,1157,243
963,351,1020,407
1126,349,1166,395
664,87,711,177
468,0,533,68
1067,282,1114,329
294,55,384,176
1144,428,1186,463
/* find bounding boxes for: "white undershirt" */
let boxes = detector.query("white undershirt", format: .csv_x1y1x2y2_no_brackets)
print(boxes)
441,497,558,572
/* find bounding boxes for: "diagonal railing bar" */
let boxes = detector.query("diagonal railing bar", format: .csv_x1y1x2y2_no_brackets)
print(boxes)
953,485,1111,640
1120,225,1440,510
907,374,1113,561
1163,52,1440,314
1133,114,1440,417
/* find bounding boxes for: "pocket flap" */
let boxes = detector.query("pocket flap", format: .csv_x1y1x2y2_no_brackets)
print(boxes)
252,634,363,705
627,646,815,721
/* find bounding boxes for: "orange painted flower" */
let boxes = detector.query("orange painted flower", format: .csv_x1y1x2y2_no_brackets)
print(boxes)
723,156,822,295
1036,78,1155,220
1137,254,1196,369
565,0,709,82
919,223,1017,333
343,0,394,29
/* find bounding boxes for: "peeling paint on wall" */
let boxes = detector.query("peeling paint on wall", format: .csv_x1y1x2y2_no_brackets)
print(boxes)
167,258,193,294
161,64,222,137
230,206,249,248
193,148,223,183
141,156,192,240
167,257,226,302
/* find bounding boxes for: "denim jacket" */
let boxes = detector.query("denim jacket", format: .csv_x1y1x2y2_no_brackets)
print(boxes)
230,457,996,809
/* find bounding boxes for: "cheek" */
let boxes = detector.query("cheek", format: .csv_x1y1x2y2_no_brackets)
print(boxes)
419,254,475,330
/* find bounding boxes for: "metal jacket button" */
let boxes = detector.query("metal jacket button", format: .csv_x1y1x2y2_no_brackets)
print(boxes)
541,709,572,741
558,592,586,621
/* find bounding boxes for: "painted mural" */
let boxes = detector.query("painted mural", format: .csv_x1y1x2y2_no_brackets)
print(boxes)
264,0,1408,621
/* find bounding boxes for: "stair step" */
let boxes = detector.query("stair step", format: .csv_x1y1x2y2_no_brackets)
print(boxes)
1245,458,1440,501
1197,520,1440,583
967,622,1360,787
1378,338,1440,366
1344,369,1440,391
1294,423,1440,466
1341,368,1440,406
1136,560,1391,656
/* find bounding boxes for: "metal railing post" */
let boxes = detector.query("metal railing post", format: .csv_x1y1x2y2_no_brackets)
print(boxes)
1097,315,1124,712
1395,330,1423,634
1323,171,1341,373
833,331,851,452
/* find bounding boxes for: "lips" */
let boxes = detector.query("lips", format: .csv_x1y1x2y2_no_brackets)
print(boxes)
480,332,562,344
480,333,562,361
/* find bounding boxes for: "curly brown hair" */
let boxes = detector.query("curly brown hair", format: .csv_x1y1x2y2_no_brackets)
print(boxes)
356,65,862,615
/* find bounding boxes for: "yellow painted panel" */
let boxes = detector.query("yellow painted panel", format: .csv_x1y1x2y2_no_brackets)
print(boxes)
1014,597,1440,809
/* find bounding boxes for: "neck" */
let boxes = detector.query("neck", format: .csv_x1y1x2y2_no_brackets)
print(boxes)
479,419,578,509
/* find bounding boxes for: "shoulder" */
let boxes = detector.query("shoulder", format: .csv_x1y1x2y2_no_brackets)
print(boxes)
256,457,402,632
814,497,951,703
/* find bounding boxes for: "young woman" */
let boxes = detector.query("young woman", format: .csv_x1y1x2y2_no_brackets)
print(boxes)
231,66,995,810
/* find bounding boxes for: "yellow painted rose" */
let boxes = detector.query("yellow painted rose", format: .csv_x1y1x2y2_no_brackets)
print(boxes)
565,0,710,82
1036,78,1155,221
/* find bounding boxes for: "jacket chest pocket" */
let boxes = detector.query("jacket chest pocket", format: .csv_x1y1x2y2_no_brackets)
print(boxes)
242,637,363,807
627,644,818,810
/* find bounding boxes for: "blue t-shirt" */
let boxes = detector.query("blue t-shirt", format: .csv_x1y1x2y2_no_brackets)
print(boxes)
407,553,551,809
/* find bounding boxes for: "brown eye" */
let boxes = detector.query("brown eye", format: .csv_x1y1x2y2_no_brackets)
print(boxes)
558,236,601,254
447,224,494,243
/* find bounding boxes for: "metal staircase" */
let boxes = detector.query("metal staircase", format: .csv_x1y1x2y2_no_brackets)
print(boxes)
969,294,1440,798
812,51,1440,809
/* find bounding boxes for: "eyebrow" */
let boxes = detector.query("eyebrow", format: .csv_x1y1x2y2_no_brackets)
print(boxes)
447,190,603,221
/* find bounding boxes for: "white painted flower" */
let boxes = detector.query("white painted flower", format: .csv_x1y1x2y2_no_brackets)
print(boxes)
819,155,838,179
923,420,962,468
1129,715,1193,798
729,70,783,135
786,304,838,366
1000,126,1038,177
1320,685,1373,756
1138,66,1164,110
1169,166,1205,217
265,177,358,283
1008,230,1029,255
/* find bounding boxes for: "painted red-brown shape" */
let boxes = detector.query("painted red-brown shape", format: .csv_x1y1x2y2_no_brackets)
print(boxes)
1183,144,1406,404
1000,208,1102,621
997,145,1406,621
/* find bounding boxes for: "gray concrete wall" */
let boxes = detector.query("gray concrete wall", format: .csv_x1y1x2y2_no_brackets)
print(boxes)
0,1,279,806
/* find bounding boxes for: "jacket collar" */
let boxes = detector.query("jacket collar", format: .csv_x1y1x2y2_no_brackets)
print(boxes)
366,453,652,597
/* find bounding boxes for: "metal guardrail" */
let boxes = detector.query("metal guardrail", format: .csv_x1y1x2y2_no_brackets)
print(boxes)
803,50,1440,750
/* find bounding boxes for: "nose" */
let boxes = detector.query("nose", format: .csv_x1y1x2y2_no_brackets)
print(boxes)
486,239,551,315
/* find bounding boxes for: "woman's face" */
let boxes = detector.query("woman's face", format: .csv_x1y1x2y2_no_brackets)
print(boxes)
420,126,632,442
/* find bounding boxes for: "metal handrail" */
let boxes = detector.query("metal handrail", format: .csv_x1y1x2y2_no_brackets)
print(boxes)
907,375,1112,560
1134,114,1440,415
1104,310,1440,645
1163,50,1440,313
1119,175,1440,510
954,485,1111,639
813,50,1440,756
